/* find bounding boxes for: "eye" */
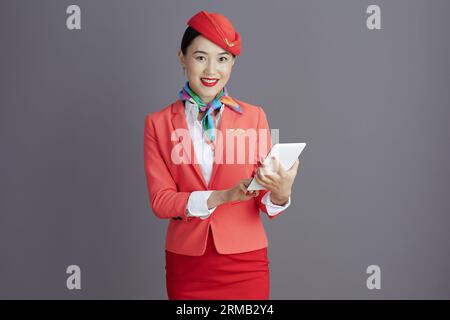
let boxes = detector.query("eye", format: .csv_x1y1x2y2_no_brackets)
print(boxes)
219,57,228,62
195,56,206,61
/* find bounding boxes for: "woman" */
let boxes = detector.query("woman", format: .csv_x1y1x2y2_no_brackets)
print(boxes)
144,10,300,300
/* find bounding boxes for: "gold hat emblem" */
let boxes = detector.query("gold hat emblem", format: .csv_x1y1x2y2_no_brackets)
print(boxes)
225,38,235,47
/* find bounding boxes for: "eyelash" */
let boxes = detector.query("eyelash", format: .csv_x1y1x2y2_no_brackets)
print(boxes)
196,56,228,62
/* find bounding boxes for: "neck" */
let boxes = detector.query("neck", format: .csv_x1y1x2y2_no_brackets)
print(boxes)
200,96,214,104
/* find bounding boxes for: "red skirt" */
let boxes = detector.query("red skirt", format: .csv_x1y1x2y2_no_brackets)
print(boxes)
165,226,270,300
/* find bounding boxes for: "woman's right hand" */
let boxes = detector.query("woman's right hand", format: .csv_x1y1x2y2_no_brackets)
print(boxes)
224,178,260,203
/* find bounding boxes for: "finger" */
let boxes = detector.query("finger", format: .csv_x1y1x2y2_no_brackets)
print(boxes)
259,156,277,176
260,155,271,167
254,173,264,186
246,190,254,196
271,156,285,175
241,178,252,188
255,170,271,187
258,162,272,175
260,155,265,165
245,185,255,193
257,167,276,182
258,163,277,179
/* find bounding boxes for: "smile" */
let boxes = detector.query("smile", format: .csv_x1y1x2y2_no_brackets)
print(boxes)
200,78,219,87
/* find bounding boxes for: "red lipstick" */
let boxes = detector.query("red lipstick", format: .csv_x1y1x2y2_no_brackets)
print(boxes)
200,78,219,87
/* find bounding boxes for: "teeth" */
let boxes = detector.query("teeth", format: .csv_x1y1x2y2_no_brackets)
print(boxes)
202,78,218,83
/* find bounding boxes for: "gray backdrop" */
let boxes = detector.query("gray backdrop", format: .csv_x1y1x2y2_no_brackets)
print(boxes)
1,0,449,299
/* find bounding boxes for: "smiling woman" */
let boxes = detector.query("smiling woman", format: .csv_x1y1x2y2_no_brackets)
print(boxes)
143,10,300,300
178,28,236,104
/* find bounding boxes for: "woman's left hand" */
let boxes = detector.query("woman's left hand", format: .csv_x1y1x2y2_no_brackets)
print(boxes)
253,156,300,205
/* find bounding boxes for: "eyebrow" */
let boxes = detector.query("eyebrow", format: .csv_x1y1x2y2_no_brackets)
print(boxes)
193,50,231,56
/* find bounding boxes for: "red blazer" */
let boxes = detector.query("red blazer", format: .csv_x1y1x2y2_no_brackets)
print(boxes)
144,99,288,256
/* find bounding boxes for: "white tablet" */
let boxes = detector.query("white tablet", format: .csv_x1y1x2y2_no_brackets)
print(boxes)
247,143,306,191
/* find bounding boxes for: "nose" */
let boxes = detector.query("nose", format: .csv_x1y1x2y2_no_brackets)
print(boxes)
205,59,217,75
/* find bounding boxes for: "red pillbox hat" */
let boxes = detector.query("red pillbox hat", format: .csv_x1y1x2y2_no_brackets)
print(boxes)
187,11,242,56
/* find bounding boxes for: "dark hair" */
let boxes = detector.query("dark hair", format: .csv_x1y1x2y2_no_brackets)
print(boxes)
180,27,201,55
180,26,236,58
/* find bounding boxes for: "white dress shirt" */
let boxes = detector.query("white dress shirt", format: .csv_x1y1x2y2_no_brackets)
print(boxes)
184,98,291,219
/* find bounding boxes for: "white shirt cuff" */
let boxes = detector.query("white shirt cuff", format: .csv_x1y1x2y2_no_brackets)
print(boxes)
261,191,291,216
186,191,217,220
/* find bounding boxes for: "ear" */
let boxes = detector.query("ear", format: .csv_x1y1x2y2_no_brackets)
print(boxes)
178,50,186,68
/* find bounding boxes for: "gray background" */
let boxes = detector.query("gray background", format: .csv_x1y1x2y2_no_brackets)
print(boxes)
1,0,449,299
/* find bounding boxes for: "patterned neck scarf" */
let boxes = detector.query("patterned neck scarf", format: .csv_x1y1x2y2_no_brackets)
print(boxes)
179,81,242,146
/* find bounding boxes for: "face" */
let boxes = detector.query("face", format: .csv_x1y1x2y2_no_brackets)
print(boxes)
178,35,236,104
